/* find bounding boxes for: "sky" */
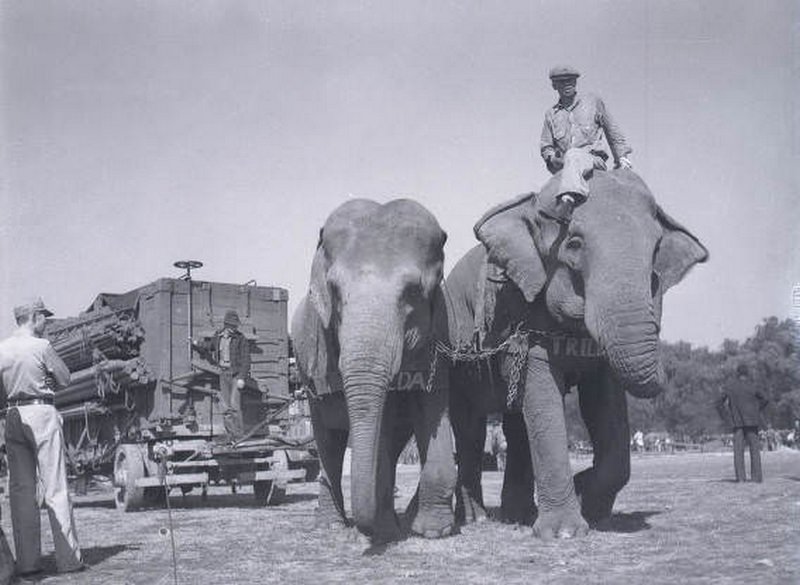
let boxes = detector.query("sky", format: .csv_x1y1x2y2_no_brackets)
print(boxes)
1,0,798,348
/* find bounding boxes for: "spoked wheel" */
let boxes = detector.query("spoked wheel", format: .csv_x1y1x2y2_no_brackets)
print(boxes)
254,449,288,506
114,444,148,512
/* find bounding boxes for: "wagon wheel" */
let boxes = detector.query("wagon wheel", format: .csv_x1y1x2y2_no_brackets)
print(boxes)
254,449,288,506
114,444,148,512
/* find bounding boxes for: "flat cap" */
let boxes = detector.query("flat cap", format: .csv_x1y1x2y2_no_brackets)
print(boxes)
14,297,54,321
549,65,580,80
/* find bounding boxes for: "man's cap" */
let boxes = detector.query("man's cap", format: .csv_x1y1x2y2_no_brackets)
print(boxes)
549,65,580,80
14,297,54,321
223,310,241,327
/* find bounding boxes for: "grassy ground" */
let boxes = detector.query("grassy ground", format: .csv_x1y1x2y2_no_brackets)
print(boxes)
1,449,798,585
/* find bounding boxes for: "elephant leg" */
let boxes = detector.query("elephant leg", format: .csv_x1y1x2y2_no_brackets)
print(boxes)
407,387,457,539
574,371,630,524
500,411,536,525
369,394,405,543
450,366,488,524
523,346,588,539
310,395,349,529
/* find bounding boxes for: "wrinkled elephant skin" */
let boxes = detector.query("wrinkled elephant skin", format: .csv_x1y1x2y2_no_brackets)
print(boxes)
445,170,708,538
292,198,457,543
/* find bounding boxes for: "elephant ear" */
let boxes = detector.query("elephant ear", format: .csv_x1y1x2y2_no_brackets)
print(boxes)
654,206,709,292
473,192,547,303
308,243,332,328
292,296,332,388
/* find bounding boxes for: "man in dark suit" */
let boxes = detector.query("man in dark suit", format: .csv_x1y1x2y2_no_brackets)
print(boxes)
720,363,769,482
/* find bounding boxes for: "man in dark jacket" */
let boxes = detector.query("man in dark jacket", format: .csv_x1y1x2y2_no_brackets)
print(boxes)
720,364,769,482
195,310,251,440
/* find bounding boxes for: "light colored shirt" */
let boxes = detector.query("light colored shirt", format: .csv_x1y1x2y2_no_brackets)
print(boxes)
540,92,631,163
0,329,70,399
218,331,232,368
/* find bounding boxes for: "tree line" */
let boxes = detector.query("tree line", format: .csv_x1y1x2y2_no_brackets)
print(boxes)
565,317,800,442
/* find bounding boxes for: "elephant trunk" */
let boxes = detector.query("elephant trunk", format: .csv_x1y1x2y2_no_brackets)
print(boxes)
338,306,404,535
587,289,666,399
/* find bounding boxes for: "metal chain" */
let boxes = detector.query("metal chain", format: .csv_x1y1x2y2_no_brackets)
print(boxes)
424,325,570,406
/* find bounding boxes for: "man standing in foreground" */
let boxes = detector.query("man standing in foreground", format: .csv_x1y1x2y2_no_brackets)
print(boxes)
539,65,633,217
0,298,84,577
720,363,769,483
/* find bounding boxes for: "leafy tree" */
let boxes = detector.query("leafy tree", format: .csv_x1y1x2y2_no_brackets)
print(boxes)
564,317,799,444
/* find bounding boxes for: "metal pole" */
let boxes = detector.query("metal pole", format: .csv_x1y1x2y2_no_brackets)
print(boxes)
173,260,203,357
173,260,203,414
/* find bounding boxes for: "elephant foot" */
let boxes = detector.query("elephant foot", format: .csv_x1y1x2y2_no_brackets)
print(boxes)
409,507,456,539
574,469,624,525
500,484,536,525
454,486,487,525
579,495,615,526
532,505,589,540
404,491,455,538
370,515,404,545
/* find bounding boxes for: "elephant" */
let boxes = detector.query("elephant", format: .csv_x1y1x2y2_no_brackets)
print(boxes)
291,198,457,543
443,169,708,539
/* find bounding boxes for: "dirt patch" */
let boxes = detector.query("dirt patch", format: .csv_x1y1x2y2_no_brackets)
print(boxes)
1,450,799,584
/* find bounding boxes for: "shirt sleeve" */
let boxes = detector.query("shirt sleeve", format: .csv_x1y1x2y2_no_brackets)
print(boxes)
595,97,632,161
43,343,71,389
539,112,557,161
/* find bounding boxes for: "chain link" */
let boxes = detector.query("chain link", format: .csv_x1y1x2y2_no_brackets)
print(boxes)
424,325,575,407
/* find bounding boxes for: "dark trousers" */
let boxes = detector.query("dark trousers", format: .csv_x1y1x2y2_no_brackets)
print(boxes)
733,426,762,482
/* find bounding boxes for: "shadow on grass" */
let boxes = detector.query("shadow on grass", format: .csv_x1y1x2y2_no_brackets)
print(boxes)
74,490,317,511
592,510,661,533
170,491,318,509
20,544,136,582
782,476,800,482
73,497,117,509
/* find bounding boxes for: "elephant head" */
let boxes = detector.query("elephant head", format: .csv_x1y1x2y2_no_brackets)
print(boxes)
474,170,708,398
295,198,448,535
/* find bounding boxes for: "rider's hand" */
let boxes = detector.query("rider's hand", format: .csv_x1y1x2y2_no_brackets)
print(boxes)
546,154,564,173
617,156,633,170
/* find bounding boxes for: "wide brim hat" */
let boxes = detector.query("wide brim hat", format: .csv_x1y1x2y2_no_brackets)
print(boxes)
223,310,241,327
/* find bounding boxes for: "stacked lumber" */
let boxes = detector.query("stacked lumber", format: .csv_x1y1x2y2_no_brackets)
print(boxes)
48,308,150,409
48,308,144,371
54,358,152,407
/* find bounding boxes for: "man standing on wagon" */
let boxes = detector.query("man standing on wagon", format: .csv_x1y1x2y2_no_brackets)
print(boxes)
194,310,251,441
0,298,84,578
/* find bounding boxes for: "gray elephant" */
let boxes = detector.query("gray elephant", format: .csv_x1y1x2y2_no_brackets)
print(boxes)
443,170,708,538
291,198,456,543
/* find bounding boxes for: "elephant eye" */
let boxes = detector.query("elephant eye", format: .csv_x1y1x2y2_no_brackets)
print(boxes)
651,272,661,297
405,283,424,301
565,237,583,251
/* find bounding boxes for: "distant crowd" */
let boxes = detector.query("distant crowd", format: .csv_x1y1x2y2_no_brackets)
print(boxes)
622,424,800,454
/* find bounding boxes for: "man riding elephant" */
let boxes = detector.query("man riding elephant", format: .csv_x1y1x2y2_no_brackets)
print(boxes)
540,65,633,220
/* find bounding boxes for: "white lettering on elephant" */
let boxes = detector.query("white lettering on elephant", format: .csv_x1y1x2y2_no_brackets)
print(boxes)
550,336,601,358
565,338,579,356
391,371,427,392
